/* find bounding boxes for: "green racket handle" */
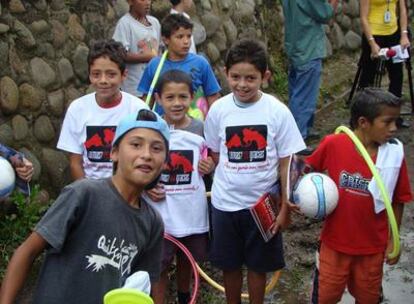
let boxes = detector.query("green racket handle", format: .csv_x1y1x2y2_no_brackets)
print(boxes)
145,50,168,108
335,125,400,259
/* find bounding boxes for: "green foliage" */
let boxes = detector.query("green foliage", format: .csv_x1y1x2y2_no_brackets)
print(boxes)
0,186,51,276
269,55,289,102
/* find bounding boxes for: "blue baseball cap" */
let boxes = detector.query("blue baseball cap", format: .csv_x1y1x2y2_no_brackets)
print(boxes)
112,109,170,147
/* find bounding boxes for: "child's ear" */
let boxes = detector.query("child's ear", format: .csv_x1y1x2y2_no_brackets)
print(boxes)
110,147,119,163
155,92,161,104
262,69,271,86
162,36,169,46
357,116,370,129
122,68,128,82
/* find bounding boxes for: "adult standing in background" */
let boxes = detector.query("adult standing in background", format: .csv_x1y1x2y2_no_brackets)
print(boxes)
359,0,410,128
281,0,338,142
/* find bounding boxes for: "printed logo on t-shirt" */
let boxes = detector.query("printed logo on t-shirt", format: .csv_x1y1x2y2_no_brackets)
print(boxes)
339,171,370,195
225,125,267,163
84,126,116,162
160,150,194,185
85,235,138,277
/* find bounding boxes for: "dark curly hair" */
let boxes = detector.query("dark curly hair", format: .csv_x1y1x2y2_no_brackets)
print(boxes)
161,13,193,39
87,39,127,74
156,69,193,95
225,39,268,75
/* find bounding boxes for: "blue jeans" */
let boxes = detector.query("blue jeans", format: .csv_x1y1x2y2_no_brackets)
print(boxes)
288,58,322,139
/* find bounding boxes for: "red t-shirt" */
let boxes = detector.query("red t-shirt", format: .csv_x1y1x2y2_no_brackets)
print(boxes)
306,134,412,255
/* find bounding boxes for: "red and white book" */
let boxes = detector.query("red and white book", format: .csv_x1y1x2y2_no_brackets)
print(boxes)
250,154,305,242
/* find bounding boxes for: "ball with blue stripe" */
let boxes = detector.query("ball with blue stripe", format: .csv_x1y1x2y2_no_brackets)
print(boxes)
293,173,339,220
0,156,16,198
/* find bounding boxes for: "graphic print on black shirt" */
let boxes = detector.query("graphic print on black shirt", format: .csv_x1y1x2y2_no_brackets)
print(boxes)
225,125,267,163
84,126,116,162
160,150,194,185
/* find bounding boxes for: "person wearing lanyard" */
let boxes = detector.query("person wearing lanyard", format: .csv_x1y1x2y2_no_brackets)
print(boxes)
359,0,411,127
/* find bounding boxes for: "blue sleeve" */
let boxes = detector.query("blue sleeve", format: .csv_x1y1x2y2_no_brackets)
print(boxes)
137,58,159,94
298,0,333,24
201,58,221,96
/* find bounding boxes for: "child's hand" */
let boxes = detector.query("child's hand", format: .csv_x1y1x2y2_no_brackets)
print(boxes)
287,200,302,215
146,183,166,202
14,158,34,182
385,238,401,265
198,156,215,175
271,202,291,234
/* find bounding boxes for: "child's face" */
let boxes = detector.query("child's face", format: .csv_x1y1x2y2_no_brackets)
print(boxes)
89,56,126,105
360,106,400,145
158,82,193,125
164,27,192,60
128,0,151,17
226,62,270,104
111,128,167,188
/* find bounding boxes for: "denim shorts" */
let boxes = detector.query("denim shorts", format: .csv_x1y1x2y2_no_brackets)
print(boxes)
162,233,209,271
209,205,285,272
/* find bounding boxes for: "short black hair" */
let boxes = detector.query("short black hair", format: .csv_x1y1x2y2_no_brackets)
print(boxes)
156,69,193,95
350,87,402,129
88,39,127,74
170,0,181,5
161,13,193,38
225,39,268,75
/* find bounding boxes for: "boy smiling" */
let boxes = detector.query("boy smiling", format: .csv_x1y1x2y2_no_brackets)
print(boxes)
57,40,148,180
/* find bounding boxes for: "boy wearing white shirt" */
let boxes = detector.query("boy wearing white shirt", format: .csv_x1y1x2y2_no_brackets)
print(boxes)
113,0,161,96
204,39,306,304
57,40,149,180
146,70,215,304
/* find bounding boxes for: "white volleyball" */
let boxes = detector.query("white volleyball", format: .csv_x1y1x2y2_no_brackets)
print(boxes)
293,173,339,219
0,156,16,198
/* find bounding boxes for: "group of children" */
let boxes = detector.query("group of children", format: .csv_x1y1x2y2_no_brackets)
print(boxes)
0,0,412,304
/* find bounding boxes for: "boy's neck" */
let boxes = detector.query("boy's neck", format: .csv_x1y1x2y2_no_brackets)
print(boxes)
164,115,191,130
353,129,380,156
95,91,122,108
130,11,149,25
168,52,187,61
111,176,143,209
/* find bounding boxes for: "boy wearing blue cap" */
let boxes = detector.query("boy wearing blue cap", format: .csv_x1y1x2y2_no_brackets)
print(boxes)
0,109,169,304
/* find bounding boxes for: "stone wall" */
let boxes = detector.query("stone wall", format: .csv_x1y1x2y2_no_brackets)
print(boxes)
0,0,412,194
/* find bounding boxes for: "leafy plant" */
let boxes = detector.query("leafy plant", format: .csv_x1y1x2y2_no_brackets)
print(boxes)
0,186,51,276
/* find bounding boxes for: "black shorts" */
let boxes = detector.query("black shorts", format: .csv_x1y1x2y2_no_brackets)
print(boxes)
162,233,209,271
209,205,285,272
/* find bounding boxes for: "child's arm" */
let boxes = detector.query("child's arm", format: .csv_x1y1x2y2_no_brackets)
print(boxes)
209,151,220,166
124,49,157,64
385,202,405,265
12,157,34,182
206,93,221,109
198,156,215,175
0,232,47,303
273,156,292,233
69,153,85,180
146,183,166,202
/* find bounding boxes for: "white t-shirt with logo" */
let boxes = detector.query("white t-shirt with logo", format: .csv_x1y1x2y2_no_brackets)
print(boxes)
145,129,209,237
204,92,306,211
113,14,161,96
57,92,149,179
